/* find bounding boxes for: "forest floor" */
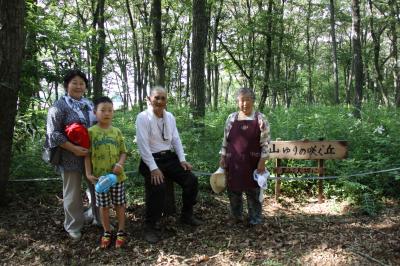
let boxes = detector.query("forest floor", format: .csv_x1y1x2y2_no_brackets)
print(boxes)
0,184,399,265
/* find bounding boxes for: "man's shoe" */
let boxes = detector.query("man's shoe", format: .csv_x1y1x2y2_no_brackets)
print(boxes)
181,215,203,226
144,228,159,244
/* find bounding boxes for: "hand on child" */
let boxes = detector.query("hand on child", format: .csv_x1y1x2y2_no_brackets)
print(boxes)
87,174,98,184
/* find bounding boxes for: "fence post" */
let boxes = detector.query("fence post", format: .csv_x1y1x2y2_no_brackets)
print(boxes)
318,159,324,203
275,158,281,200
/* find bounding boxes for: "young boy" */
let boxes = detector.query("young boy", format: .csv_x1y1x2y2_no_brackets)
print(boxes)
85,96,128,248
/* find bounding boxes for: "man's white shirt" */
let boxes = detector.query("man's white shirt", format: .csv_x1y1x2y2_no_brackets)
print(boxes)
136,109,186,171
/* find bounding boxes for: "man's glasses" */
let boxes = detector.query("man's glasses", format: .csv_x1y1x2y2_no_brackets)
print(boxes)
161,122,167,141
154,96,166,101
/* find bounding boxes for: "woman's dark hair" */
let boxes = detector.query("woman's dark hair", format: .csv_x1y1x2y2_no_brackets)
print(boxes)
93,96,113,110
63,69,89,89
236,87,256,101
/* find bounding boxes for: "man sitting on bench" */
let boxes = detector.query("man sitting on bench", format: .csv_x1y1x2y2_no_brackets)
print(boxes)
136,86,202,244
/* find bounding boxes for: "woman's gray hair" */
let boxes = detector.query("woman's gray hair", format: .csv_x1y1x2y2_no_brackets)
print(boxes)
236,87,256,101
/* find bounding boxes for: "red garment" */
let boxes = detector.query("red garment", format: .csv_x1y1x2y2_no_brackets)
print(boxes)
64,123,90,149
226,116,261,192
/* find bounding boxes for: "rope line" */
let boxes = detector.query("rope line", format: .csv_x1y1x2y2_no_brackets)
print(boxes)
8,166,400,182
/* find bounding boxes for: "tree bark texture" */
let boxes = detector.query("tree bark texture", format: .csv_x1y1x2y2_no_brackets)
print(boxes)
0,0,25,205
151,0,165,87
390,0,400,107
190,0,208,118
329,0,340,104
259,0,273,111
306,0,313,104
126,0,144,111
352,0,363,118
368,0,388,106
92,0,106,99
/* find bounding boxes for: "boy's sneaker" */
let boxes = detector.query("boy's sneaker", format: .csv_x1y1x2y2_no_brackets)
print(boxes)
68,231,81,241
100,231,112,249
115,230,126,248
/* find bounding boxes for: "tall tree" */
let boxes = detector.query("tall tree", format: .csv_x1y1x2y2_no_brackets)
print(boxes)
212,0,223,110
0,0,25,205
191,0,208,117
329,0,340,104
306,0,313,104
151,0,165,87
389,0,400,107
92,0,106,99
352,0,363,118
126,0,144,111
368,0,388,106
259,0,274,111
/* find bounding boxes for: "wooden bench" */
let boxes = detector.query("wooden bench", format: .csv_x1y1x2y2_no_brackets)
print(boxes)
269,140,348,203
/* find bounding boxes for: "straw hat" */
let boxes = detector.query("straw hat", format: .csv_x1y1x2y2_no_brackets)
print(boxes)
210,167,226,193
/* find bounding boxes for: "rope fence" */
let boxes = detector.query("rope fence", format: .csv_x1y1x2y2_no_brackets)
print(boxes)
8,166,400,182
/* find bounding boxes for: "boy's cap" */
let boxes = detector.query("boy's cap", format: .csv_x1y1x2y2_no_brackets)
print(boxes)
65,123,90,149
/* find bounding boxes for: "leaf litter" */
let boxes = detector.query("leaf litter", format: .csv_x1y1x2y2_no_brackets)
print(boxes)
0,189,399,265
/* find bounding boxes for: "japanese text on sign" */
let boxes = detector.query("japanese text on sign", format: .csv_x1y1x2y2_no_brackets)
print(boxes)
268,140,348,160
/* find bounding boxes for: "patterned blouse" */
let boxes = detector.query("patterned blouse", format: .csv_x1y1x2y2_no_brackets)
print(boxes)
220,111,271,159
45,97,94,172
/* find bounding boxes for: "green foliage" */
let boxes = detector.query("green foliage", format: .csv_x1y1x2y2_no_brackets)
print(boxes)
9,103,400,216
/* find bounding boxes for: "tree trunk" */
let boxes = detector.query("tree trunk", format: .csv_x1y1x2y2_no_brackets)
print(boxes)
126,0,144,111
329,0,340,104
186,37,191,105
92,0,106,99
368,0,388,106
0,0,25,205
306,0,313,104
352,0,363,118
259,0,274,111
389,0,400,107
151,0,165,87
212,0,223,110
190,0,208,118
274,0,285,108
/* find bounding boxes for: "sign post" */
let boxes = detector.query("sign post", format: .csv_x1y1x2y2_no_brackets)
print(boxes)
269,140,348,203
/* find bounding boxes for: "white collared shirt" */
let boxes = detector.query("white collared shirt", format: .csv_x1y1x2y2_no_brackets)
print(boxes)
136,109,186,171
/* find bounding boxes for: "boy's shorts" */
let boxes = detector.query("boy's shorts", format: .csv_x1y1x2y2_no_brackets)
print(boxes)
96,181,126,207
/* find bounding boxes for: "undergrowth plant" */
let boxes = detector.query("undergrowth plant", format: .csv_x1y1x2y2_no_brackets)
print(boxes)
9,103,400,215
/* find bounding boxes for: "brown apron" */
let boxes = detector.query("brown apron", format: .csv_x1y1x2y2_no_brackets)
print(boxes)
226,114,261,192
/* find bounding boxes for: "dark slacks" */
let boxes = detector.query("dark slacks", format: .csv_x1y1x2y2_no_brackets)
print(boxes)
139,151,198,226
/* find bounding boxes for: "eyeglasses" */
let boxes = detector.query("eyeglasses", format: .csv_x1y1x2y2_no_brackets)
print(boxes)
154,96,166,101
157,121,168,141
161,122,167,141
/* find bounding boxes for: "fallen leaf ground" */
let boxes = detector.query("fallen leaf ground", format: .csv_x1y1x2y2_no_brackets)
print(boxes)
1,183,399,265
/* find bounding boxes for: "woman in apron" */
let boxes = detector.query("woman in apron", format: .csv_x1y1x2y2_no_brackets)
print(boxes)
219,87,270,226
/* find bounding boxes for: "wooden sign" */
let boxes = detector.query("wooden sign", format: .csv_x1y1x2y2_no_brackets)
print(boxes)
268,140,348,160
275,167,324,175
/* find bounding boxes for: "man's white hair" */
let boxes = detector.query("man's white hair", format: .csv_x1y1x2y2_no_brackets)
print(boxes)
150,86,167,96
